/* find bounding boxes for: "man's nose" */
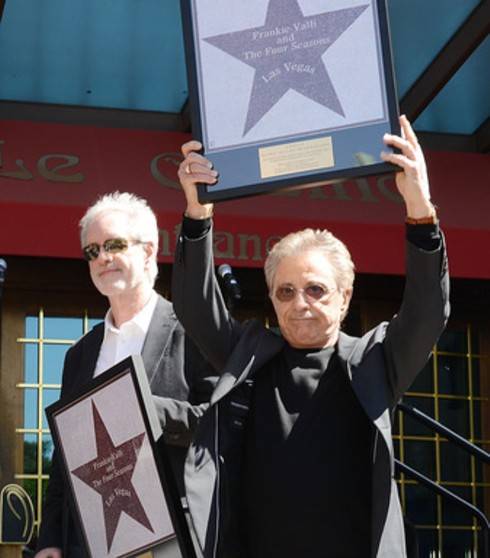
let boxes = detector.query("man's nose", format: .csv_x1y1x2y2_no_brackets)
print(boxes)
291,290,310,308
97,248,114,263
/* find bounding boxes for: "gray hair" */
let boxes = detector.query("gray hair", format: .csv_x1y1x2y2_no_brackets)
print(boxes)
264,228,355,293
79,191,159,286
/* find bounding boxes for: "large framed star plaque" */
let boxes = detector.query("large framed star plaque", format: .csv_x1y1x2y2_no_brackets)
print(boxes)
46,356,197,558
181,0,400,201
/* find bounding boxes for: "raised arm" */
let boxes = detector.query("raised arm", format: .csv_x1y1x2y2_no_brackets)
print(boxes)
177,140,216,221
172,141,240,371
381,116,450,401
382,114,436,220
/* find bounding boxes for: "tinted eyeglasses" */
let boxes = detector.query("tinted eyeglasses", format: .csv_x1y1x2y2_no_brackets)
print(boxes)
274,284,337,303
82,238,142,262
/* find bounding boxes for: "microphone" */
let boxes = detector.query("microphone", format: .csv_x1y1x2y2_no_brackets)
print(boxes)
217,264,241,301
0,258,6,300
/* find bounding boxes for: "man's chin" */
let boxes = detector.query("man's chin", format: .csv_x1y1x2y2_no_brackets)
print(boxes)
283,329,337,349
94,282,126,297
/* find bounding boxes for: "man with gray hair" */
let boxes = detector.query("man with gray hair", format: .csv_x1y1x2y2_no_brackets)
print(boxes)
173,116,450,557
36,192,215,558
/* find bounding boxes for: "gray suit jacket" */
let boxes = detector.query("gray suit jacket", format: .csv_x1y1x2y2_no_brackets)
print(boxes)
172,224,450,558
37,295,215,553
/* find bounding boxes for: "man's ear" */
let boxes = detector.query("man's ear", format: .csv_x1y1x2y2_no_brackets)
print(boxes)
343,288,353,306
341,288,353,318
143,241,156,263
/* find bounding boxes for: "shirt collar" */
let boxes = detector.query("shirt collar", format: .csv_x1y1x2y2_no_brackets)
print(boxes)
104,290,158,335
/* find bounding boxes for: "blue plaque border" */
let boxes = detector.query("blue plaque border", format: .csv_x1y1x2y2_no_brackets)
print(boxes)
181,0,400,202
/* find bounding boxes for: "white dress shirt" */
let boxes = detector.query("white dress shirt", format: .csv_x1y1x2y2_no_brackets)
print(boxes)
93,290,158,377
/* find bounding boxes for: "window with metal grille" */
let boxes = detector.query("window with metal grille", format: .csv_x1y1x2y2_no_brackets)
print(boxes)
15,311,102,532
395,325,489,557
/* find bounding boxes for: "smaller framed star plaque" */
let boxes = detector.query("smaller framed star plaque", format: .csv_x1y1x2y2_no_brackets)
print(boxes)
180,0,400,202
46,356,197,558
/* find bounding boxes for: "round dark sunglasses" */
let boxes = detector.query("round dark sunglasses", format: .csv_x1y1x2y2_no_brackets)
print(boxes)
274,284,337,303
82,238,142,262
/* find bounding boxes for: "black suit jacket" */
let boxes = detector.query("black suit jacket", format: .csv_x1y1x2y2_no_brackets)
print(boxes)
37,295,215,554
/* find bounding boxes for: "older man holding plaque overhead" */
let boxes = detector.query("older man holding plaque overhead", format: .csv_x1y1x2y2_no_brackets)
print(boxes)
172,115,450,557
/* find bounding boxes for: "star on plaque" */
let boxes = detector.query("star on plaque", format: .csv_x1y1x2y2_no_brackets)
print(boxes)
71,401,154,552
204,0,369,135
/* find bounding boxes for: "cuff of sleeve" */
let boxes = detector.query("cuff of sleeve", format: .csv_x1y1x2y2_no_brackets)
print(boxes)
406,222,441,251
182,214,212,239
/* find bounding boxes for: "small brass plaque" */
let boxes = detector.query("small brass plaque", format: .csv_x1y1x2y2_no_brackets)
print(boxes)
259,137,334,179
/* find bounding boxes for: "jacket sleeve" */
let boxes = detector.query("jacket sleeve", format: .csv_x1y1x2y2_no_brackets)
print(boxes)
152,396,209,447
36,345,78,552
383,231,450,404
172,221,242,372
35,447,64,551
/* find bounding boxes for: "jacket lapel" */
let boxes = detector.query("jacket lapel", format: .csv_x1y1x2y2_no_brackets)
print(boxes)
211,326,284,405
141,295,177,384
68,323,104,395
336,332,358,380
